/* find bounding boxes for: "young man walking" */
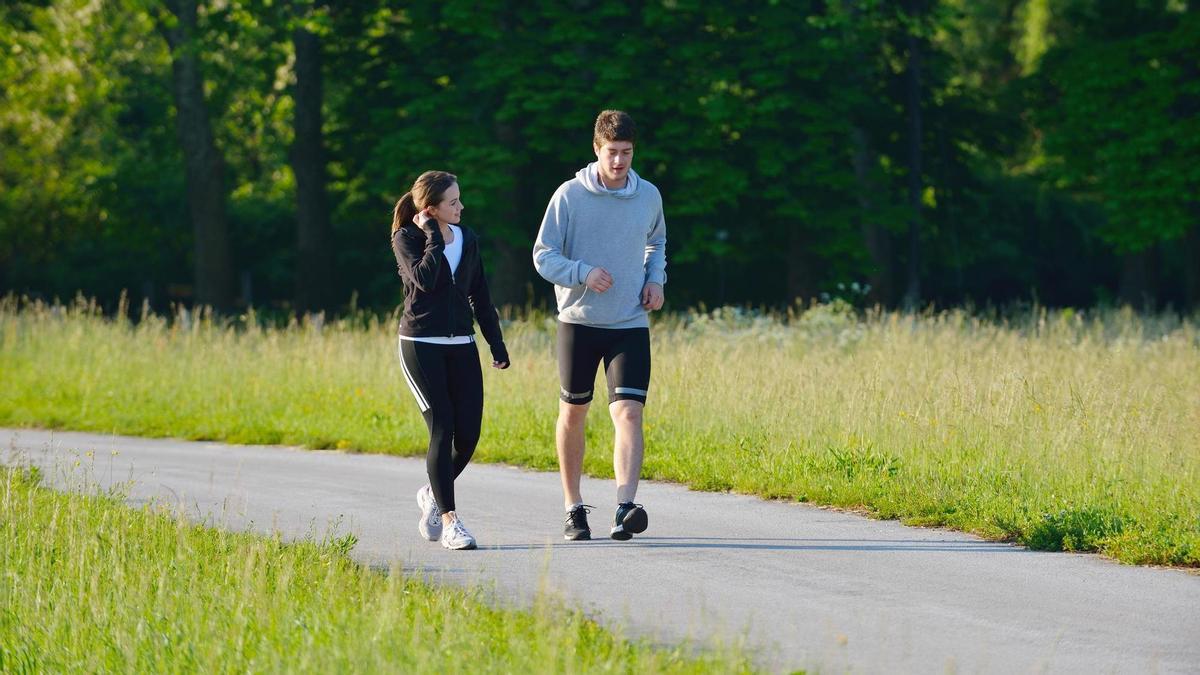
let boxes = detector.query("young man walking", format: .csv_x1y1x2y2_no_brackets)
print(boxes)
532,110,667,541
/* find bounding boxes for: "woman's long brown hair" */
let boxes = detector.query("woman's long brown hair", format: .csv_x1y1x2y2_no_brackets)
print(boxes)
392,170,458,235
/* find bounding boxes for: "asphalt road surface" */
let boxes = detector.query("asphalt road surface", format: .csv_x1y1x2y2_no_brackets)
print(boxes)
4,428,1198,673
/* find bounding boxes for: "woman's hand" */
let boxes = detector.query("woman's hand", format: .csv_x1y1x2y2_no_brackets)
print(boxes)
490,343,510,369
412,207,437,233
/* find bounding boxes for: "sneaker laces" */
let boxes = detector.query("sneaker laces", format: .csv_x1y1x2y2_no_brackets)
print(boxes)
565,504,593,527
423,488,441,521
449,517,471,540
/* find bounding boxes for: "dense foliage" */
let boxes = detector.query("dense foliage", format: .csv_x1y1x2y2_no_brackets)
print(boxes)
1,0,1196,312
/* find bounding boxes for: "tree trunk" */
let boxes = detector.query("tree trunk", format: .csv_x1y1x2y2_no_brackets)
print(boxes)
159,0,234,311
484,141,536,307
487,242,530,310
843,0,893,307
291,3,334,314
1118,249,1152,310
1182,223,1199,310
902,1,924,311
786,224,816,305
483,6,530,309
851,126,893,306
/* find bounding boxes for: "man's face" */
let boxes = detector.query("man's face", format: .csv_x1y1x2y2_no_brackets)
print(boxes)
593,140,634,187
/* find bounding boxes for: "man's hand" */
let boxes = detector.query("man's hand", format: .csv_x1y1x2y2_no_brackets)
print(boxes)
641,282,664,311
585,267,613,293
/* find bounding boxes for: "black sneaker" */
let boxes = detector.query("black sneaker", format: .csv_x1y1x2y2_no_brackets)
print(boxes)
564,504,593,541
610,502,648,541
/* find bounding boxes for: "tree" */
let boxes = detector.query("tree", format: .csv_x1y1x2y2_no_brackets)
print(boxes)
3,0,1192,312
154,0,235,310
844,0,897,306
290,0,334,313
901,0,928,309
1036,0,1200,308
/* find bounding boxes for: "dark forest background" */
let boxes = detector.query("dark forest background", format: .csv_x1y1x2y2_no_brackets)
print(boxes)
2,0,1197,314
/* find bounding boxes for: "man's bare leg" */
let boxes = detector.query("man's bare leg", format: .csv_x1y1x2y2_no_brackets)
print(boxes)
557,400,590,509
610,400,644,504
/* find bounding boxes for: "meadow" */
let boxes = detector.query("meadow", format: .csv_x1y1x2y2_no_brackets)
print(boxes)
0,465,751,672
1,296,1197,566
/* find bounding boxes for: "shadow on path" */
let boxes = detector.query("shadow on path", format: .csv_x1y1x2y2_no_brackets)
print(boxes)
479,537,1026,553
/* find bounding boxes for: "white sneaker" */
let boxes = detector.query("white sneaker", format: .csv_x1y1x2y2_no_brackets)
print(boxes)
440,516,477,550
416,485,442,541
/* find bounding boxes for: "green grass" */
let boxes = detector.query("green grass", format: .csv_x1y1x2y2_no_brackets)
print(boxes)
0,465,753,673
1,296,1198,566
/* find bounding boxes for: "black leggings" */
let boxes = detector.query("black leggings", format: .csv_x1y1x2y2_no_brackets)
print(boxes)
398,339,483,512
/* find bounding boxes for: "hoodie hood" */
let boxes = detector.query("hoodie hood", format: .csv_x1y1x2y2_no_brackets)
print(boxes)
576,161,641,199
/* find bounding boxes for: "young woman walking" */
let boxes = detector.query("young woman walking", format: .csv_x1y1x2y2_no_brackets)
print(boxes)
391,170,509,550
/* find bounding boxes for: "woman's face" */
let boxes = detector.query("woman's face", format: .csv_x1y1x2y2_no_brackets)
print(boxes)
427,182,463,225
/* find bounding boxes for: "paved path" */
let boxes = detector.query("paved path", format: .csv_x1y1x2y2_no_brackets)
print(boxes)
4,428,1198,674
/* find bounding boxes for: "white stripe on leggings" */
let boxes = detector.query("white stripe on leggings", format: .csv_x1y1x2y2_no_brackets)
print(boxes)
398,337,430,412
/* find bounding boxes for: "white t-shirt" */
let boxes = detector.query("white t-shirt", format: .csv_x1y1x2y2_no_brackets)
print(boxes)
401,225,474,345
442,224,463,275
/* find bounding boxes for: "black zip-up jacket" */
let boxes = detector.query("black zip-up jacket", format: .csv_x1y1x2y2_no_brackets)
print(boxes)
392,222,508,364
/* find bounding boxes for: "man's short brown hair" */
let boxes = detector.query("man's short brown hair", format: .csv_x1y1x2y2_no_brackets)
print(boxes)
593,110,636,147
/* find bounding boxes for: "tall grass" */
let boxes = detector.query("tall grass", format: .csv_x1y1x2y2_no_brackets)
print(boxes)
1,295,1197,566
0,465,752,673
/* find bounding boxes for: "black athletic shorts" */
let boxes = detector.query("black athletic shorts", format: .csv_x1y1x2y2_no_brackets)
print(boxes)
557,320,651,405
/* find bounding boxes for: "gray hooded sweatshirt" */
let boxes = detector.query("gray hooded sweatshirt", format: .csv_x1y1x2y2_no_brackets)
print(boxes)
532,162,668,329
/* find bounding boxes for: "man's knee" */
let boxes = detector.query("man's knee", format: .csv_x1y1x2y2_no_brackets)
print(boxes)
558,400,590,426
609,400,643,425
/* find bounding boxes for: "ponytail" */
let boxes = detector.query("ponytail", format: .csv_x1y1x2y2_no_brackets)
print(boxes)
393,192,416,235
390,170,457,236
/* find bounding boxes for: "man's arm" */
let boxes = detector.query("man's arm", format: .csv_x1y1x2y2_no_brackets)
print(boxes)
532,188,595,288
643,199,667,287
641,199,667,310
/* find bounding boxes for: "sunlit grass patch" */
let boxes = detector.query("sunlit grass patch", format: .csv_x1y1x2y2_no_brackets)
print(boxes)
1,295,1197,566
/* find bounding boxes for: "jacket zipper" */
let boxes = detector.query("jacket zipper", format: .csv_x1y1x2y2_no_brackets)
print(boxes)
448,269,456,338
442,232,467,339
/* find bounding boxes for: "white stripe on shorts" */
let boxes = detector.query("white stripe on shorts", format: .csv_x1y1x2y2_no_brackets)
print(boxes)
397,336,430,412
561,387,592,401
614,387,648,397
